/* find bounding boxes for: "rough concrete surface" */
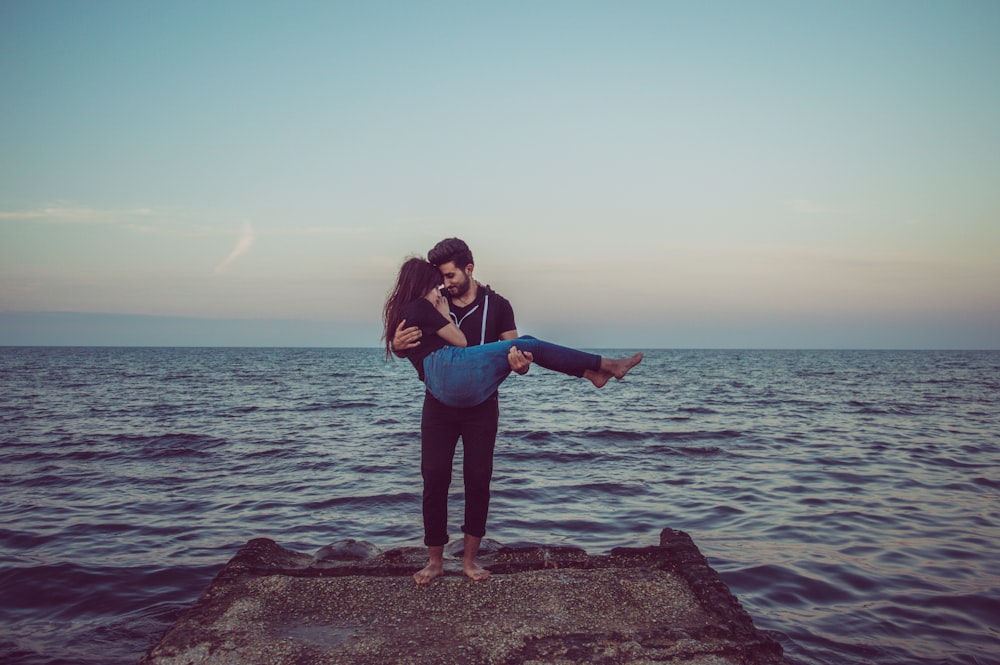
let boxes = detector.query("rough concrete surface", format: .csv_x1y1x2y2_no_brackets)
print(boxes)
140,528,783,664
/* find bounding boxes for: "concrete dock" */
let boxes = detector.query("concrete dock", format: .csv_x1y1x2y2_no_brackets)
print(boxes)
140,528,783,664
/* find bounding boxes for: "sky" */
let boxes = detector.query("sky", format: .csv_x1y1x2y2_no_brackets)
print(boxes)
2,0,998,348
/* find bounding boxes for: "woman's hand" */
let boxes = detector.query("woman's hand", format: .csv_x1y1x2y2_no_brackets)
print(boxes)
427,286,466,348
429,288,451,318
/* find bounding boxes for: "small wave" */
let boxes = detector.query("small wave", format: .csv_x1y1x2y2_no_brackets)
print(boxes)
507,429,673,443
679,406,718,414
329,401,379,409
920,455,991,470
297,400,378,411
578,429,651,442
644,443,725,457
5,472,74,489
515,430,555,442
133,434,225,460
20,448,124,463
724,563,858,607
222,406,260,415
163,373,196,381
499,448,599,464
301,491,417,512
680,445,725,455
573,481,648,496
847,400,920,416
7,435,202,463
653,430,741,443
0,527,53,550
972,476,1000,490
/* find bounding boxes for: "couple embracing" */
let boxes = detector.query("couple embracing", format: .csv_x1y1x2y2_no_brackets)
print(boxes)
383,238,642,584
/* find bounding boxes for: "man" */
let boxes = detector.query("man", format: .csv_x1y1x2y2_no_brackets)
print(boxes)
392,238,531,583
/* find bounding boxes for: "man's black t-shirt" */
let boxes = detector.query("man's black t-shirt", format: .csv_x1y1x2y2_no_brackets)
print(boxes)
449,284,516,347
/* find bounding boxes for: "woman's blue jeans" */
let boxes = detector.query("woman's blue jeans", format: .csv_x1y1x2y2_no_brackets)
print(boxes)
423,336,601,408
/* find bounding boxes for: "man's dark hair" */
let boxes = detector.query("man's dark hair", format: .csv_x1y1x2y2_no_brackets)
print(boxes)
428,238,474,269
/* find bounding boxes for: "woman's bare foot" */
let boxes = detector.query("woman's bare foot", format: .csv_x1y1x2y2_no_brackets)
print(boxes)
586,352,643,388
609,352,643,379
584,368,614,388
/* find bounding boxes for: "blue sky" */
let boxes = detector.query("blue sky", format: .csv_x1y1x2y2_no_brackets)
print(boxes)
2,1,998,348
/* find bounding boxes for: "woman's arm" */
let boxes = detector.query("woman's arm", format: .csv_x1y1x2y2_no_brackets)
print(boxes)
430,290,467,348
435,321,467,348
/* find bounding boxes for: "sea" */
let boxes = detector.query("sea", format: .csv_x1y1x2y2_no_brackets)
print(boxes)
0,347,997,665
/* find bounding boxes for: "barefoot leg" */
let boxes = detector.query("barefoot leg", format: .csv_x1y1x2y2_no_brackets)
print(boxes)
586,353,642,387
583,368,613,388
414,545,445,584
600,352,644,380
462,534,491,581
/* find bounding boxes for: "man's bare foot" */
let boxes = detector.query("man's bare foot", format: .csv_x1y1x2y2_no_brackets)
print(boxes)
414,545,445,584
413,561,444,584
586,353,643,388
463,561,491,581
461,534,491,581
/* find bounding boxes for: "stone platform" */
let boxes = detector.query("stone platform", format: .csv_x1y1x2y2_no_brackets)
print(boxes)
140,528,783,664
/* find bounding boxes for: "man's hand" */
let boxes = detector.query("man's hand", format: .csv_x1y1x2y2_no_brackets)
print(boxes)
392,320,421,357
508,346,533,375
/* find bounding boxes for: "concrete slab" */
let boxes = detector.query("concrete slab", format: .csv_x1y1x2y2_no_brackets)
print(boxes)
140,528,783,664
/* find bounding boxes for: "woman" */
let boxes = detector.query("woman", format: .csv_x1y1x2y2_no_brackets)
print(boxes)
383,257,642,408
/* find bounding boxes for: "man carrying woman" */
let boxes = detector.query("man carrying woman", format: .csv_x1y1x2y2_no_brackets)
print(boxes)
387,238,641,584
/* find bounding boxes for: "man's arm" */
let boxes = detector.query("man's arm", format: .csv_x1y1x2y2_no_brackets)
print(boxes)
391,320,421,358
501,329,532,375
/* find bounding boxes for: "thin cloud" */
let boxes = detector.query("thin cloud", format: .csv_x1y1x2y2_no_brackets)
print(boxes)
299,226,368,235
0,205,153,222
260,225,368,236
214,221,256,274
786,199,832,214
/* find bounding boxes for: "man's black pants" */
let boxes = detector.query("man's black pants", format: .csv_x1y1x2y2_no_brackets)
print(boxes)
420,391,499,547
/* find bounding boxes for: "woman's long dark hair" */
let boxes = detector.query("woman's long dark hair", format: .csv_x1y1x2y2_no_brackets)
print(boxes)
382,257,443,359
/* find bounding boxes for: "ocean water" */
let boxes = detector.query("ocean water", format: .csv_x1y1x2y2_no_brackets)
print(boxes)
1,347,997,665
